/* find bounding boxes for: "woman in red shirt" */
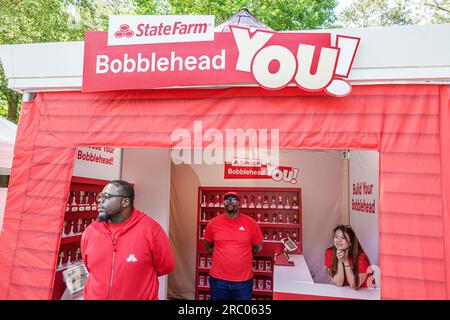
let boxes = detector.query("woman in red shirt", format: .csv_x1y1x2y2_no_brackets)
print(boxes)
324,224,372,289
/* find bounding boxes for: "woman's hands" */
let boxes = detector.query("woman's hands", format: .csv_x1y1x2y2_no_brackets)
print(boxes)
336,249,348,261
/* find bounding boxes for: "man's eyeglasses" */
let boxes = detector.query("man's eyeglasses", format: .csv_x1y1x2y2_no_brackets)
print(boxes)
96,193,128,201
223,197,239,204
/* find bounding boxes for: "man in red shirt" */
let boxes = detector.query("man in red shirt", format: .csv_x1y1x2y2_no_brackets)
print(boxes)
204,191,263,300
81,180,175,300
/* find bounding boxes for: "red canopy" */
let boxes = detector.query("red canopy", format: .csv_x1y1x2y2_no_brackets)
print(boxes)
0,84,449,299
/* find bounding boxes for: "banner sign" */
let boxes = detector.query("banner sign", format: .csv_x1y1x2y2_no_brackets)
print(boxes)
349,150,379,266
73,146,121,181
350,151,378,215
83,22,360,96
224,158,299,184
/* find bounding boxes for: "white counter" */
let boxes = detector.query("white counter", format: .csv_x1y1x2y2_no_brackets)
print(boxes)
273,254,380,300
273,254,314,287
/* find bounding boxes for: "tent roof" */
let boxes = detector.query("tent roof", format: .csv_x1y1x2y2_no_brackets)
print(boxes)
0,22,449,93
215,8,272,32
0,116,17,144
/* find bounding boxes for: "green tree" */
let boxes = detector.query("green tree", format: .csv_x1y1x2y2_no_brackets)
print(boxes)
135,0,338,30
0,0,135,123
0,63,21,122
422,0,450,23
337,0,414,28
134,0,170,14
66,0,136,32
0,0,75,122
0,86,8,118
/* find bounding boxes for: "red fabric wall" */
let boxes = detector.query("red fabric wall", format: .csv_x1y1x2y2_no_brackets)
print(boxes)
0,85,449,299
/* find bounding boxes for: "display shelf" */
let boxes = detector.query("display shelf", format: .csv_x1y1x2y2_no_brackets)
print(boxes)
195,186,302,301
199,221,299,228
253,270,273,276
55,260,84,272
197,285,210,290
200,207,299,211
258,223,299,228
253,289,273,296
198,267,273,277
263,240,300,244
196,288,273,294
60,234,82,245
51,176,109,300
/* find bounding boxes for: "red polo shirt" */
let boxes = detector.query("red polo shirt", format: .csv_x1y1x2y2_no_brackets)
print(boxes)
204,213,263,282
324,248,371,287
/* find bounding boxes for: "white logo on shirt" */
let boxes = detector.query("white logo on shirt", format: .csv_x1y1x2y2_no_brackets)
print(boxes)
126,253,138,263
239,226,245,231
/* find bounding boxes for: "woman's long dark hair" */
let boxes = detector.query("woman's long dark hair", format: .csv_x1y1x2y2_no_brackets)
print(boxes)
329,225,364,287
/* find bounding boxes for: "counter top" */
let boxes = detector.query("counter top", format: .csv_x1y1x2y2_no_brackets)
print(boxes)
273,254,314,286
274,254,380,300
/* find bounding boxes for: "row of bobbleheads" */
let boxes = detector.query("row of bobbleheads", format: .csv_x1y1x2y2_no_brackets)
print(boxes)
56,248,82,271
62,218,96,237
199,256,272,271
254,278,272,291
201,194,299,209
201,211,298,224
198,275,272,292
264,230,298,242
199,225,298,242
66,191,99,212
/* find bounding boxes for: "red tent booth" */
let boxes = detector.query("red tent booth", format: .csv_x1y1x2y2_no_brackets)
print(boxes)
0,18,449,300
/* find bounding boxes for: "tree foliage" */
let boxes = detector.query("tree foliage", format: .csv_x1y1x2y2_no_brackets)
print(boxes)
0,0,134,122
422,0,450,23
0,62,20,122
337,0,449,27
0,0,73,122
134,0,338,30
337,0,414,28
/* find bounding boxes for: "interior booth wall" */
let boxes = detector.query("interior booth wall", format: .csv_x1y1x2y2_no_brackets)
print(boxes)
121,148,172,299
0,85,449,299
168,149,345,299
349,150,380,268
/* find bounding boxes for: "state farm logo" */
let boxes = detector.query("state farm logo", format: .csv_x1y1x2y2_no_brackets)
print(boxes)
114,24,134,38
108,15,215,46
114,21,210,39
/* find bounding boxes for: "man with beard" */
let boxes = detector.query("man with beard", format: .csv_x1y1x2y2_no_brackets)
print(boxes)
204,191,264,300
81,180,174,300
